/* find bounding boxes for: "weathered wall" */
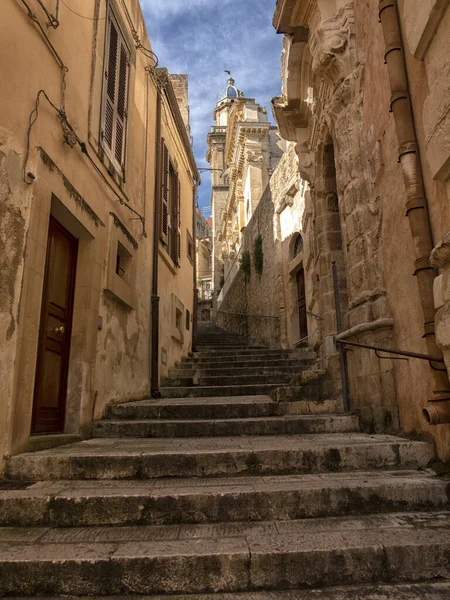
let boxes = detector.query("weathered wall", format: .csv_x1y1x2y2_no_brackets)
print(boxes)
169,74,190,137
217,144,308,349
272,0,450,457
0,0,196,470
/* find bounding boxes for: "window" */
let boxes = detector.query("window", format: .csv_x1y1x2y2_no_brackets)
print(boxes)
293,233,304,257
101,8,130,174
186,309,190,331
161,141,181,265
187,230,194,265
115,241,131,281
175,308,182,333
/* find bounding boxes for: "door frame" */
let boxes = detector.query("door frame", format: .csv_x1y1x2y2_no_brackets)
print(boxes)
296,266,308,341
31,216,78,434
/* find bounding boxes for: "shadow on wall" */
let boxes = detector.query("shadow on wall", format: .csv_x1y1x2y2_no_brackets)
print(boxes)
216,184,281,348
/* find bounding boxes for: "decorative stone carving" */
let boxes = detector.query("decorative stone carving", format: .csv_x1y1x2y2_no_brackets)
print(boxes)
431,233,450,269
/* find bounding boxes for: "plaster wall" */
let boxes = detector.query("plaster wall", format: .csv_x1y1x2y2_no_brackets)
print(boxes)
0,0,196,470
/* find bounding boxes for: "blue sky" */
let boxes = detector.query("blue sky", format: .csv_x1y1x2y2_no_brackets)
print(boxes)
141,0,283,217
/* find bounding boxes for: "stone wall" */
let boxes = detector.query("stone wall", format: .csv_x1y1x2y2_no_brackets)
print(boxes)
168,74,190,137
272,0,450,457
217,144,308,349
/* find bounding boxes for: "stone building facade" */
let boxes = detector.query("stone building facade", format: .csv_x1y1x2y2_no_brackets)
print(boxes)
195,207,213,300
0,0,199,472
206,78,285,304
270,0,450,459
216,143,310,349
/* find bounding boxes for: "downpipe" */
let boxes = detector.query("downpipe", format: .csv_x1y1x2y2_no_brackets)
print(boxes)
151,82,162,398
379,0,450,423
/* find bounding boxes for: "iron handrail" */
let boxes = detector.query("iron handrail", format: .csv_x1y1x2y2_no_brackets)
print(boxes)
336,339,445,365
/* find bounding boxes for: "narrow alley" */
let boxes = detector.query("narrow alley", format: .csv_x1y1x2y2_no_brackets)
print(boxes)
1,0,450,598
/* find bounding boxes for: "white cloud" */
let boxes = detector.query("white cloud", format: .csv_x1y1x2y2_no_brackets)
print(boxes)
143,0,283,212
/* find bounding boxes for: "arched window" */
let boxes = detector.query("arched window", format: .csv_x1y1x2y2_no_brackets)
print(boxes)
293,233,303,257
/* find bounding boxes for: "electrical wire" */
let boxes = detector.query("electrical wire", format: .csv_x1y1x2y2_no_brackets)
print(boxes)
36,0,59,27
59,0,106,20
119,0,158,67
19,0,68,110
23,89,147,236
23,90,59,184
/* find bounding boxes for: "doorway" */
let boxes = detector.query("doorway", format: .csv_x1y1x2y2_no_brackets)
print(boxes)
31,217,78,434
296,267,308,340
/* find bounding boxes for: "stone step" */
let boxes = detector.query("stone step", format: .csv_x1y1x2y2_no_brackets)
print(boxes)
173,359,314,373
0,471,447,528
184,351,316,364
92,414,360,438
168,366,307,380
5,434,434,480
162,374,294,388
5,583,450,600
194,349,313,358
160,383,286,398
0,512,449,595
106,396,285,420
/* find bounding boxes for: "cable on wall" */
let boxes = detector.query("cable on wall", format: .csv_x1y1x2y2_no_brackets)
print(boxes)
36,0,59,27
59,0,106,20
23,88,147,236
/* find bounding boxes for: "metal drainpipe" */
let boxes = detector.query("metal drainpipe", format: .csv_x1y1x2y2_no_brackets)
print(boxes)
379,0,450,424
192,188,199,352
151,81,162,398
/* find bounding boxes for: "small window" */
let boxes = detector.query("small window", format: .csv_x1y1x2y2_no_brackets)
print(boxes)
175,308,182,333
293,233,303,257
115,241,131,282
186,309,190,331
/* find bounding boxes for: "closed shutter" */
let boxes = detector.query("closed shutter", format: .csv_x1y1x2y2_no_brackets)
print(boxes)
176,176,181,263
161,141,169,245
101,11,129,172
115,40,129,167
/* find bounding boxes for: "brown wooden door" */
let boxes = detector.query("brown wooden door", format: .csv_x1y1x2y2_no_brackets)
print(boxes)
32,217,78,434
296,267,308,340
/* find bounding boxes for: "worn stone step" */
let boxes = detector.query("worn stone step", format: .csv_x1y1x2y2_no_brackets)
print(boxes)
162,374,294,388
0,471,447,528
106,396,285,420
168,367,306,381
194,348,313,358
0,512,449,595
172,359,314,374
196,344,266,349
6,582,450,600
184,352,316,365
92,414,360,438
160,383,286,397
5,434,435,481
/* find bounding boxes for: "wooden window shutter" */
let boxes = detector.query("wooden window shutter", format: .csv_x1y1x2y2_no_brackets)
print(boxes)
160,141,169,245
176,176,182,262
115,40,129,167
103,17,118,149
101,11,129,171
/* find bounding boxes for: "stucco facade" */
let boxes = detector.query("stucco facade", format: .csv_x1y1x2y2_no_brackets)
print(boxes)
206,78,285,305
270,0,450,458
0,0,198,472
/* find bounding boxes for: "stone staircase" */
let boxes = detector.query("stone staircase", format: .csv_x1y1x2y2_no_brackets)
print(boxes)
0,323,449,598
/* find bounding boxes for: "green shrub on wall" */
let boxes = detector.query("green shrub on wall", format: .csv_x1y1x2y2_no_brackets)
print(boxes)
253,234,263,275
240,250,251,279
